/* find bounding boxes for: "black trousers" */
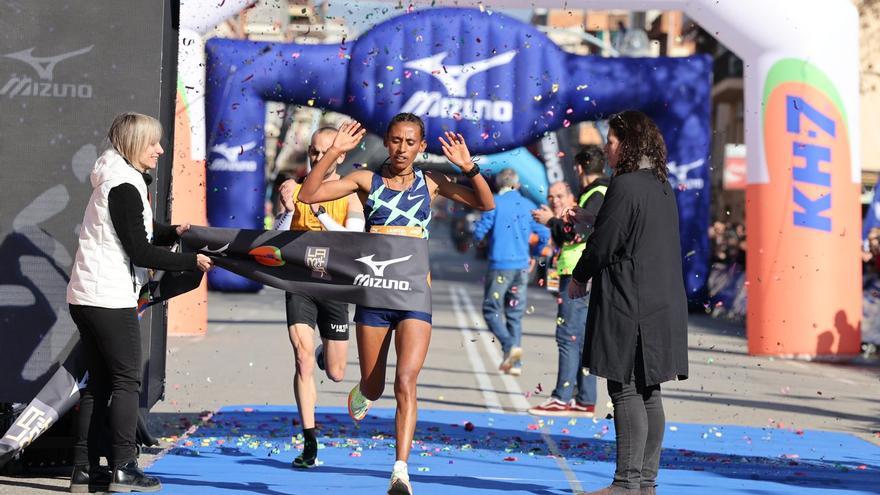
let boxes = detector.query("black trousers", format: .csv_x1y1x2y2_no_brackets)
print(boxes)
69,304,142,466
606,340,665,490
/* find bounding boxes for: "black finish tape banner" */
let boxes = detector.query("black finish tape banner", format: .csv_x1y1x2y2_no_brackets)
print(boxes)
182,226,432,314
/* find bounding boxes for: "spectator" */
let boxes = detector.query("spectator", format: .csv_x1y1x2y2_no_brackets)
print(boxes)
528,146,609,417
568,110,688,495
66,112,213,493
474,168,550,376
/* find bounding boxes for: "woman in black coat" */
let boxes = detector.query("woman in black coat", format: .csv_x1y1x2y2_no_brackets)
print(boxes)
568,110,689,495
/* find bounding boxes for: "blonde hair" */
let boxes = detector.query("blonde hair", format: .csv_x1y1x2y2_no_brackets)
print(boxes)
108,112,162,167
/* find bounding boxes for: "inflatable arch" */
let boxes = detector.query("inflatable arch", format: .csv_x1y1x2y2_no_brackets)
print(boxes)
203,8,713,306
176,0,859,357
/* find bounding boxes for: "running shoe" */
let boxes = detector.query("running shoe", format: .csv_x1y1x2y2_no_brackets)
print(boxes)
315,343,325,372
508,364,522,376
499,346,523,373
347,384,372,421
388,475,413,495
388,461,413,495
292,452,317,469
527,397,571,417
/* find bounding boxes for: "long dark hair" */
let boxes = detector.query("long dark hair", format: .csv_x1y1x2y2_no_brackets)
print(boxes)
385,112,425,140
607,110,667,183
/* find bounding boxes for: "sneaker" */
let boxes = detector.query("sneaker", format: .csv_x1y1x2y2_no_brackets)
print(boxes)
388,461,413,495
292,436,318,469
315,344,325,372
348,384,372,421
527,397,571,417
499,346,523,373
388,475,413,495
507,365,522,376
292,453,318,469
570,401,596,417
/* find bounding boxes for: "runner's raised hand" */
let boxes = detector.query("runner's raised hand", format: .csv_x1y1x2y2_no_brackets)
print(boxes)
438,131,474,171
330,121,367,154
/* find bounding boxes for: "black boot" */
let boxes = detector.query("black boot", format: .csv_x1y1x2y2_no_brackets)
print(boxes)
69,464,111,493
108,460,161,493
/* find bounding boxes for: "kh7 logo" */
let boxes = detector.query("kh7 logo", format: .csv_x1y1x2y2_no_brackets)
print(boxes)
763,59,851,233
1,46,94,99
354,254,412,290
401,51,517,123
249,245,285,267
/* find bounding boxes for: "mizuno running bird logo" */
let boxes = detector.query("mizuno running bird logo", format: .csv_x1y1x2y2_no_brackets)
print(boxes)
666,158,704,184
355,254,412,277
4,46,94,80
404,50,517,97
211,141,257,161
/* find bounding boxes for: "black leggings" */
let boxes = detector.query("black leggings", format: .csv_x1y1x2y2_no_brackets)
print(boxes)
606,341,665,490
69,304,142,466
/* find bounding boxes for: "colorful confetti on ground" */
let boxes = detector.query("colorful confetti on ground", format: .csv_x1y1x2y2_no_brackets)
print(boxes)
147,406,880,494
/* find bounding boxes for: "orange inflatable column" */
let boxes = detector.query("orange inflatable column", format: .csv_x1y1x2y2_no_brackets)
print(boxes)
747,58,861,357
167,85,208,336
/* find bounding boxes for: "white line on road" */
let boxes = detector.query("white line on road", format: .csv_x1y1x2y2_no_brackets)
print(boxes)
455,285,531,411
541,431,587,494
449,286,504,414
784,360,810,370
454,284,586,494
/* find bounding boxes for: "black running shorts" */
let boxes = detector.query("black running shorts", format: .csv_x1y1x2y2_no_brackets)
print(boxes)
284,291,350,341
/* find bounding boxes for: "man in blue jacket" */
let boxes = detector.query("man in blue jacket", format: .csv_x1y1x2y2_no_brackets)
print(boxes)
474,168,550,376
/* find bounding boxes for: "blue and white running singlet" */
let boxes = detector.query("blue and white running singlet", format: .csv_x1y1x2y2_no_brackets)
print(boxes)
364,167,432,239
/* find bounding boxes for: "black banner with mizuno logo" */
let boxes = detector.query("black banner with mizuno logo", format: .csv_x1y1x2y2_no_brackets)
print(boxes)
182,226,432,314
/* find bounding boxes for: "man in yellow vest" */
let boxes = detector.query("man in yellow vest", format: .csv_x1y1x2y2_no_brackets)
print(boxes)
529,145,608,416
275,127,365,468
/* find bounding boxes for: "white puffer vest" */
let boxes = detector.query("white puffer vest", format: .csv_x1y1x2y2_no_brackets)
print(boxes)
67,149,153,308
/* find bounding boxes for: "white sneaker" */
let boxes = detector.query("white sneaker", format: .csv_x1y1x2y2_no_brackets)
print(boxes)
499,346,523,372
388,461,413,495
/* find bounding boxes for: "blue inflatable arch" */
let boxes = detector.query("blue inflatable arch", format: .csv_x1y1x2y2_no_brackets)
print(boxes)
204,7,711,293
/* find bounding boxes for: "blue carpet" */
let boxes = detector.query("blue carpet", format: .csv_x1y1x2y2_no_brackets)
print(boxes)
146,406,880,494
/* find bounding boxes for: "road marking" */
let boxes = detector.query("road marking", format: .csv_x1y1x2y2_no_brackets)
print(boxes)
453,285,586,494
541,430,587,494
835,377,856,385
449,286,503,414
784,360,810,369
455,285,530,411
